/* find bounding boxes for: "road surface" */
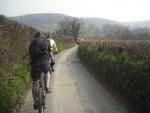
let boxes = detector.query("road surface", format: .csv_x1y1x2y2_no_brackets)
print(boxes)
19,47,134,113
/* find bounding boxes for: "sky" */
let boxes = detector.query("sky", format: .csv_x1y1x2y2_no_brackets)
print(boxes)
0,0,150,22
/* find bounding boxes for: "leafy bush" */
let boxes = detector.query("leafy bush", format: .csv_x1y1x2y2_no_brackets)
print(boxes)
78,42,150,113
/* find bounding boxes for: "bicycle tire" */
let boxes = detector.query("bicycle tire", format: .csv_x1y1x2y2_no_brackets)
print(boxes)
42,86,46,108
38,87,44,113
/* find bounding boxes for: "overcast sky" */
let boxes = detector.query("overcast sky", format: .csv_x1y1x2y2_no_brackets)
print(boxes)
0,0,150,22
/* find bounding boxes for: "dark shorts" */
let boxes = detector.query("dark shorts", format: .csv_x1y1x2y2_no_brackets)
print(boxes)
31,58,50,81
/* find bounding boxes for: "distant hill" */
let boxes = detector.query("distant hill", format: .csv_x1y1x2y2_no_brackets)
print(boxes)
10,13,67,32
122,20,150,28
10,13,119,37
82,17,119,37
11,13,150,37
83,17,119,29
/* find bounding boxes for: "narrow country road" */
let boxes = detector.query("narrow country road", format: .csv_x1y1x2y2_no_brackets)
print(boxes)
19,47,134,113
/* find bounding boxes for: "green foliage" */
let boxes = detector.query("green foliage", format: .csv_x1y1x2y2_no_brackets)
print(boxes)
78,42,150,113
57,43,74,52
0,64,30,113
54,36,74,52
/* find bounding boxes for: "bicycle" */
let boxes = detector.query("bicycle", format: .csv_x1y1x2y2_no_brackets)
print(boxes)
37,71,47,113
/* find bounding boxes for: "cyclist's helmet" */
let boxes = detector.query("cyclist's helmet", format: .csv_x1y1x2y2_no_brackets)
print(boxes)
47,33,51,39
35,32,44,38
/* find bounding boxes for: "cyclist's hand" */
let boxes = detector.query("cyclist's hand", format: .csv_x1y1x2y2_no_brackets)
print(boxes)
54,52,58,54
29,62,32,65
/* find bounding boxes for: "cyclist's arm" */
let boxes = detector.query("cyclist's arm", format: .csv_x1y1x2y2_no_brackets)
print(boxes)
52,40,58,52
29,43,32,64
47,40,52,59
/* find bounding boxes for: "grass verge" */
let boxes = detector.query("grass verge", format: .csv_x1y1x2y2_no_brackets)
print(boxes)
0,63,30,113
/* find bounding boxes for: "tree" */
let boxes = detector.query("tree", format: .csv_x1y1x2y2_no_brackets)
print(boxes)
58,17,84,42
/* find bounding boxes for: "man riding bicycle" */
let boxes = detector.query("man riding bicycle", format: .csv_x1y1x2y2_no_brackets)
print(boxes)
47,33,58,72
29,32,51,109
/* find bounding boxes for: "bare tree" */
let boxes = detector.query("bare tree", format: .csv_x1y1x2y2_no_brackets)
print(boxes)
58,17,84,42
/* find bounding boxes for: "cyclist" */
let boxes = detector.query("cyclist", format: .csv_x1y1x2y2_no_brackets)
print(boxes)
47,33,58,72
29,32,51,109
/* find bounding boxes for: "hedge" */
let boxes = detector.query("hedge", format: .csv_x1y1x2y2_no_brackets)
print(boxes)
78,42,150,113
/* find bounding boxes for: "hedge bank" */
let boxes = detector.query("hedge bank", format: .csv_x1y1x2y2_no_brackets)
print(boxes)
78,42,150,113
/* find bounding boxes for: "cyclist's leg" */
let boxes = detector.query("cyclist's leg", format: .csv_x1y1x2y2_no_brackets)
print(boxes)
32,81,39,109
40,59,51,93
44,71,51,93
49,51,55,63
31,62,41,109
49,52,55,72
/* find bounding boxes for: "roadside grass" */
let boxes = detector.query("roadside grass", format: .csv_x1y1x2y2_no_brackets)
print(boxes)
0,63,30,113
57,43,74,52
54,36,74,52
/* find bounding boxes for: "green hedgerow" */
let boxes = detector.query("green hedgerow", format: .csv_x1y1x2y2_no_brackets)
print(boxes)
78,42,150,113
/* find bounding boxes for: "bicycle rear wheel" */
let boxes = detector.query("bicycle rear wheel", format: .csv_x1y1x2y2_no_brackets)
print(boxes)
38,87,44,113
